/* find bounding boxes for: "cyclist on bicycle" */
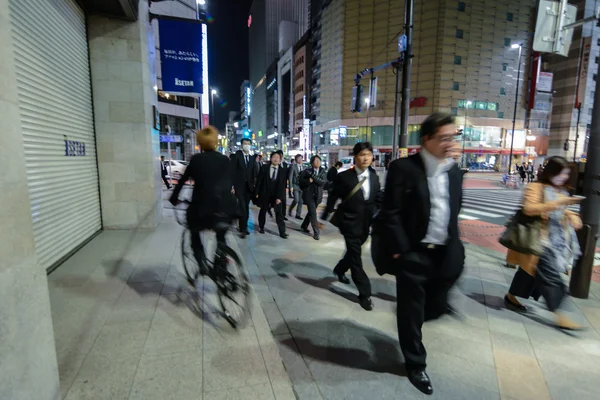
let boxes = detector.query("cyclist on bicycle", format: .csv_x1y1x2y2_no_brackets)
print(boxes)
169,126,237,274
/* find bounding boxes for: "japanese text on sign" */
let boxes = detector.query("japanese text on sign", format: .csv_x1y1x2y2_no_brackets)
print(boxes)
65,140,86,156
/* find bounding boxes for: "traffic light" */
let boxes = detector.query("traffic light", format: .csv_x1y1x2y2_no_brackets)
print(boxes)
243,129,251,139
563,140,569,151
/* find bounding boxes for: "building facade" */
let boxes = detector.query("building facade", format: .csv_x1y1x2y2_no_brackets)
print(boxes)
311,0,537,169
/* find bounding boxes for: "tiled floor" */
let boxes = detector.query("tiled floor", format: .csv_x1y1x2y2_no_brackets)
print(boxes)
48,203,294,400
49,188,600,399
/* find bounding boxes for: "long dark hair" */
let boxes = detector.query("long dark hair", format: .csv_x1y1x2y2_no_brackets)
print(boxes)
538,156,569,186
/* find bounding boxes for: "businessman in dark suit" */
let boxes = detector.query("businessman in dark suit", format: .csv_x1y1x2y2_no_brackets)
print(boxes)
160,156,172,189
377,112,464,395
255,152,288,238
298,155,327,240
322,142,381,311
232,138,259,238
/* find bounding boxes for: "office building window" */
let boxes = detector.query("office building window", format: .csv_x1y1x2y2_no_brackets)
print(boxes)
452,82,460,90
500,88,506,95
504,38,511,46
497,111,504,118
456,29,464,39
507,12,514,22
502,63,508,71
458,2,466,12
451,107,458,116
454,55,462,65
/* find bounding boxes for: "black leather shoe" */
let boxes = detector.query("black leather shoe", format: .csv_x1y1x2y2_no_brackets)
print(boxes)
408,369,433,395
301,227,310,233
313,234,320,241
336,273,350,284
296,216,303,220
504,295,527,311
280,233,289,239
358,296,373,311
259,229,265,234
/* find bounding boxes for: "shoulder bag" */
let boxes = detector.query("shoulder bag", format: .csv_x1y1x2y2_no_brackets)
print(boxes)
498,188,544,256
329,176,367,228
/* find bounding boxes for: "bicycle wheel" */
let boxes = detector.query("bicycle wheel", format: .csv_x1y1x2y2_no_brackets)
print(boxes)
181,230,200,285
214,246,251,329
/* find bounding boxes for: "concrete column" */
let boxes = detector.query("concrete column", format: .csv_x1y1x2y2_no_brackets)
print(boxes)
0,1,61,399
88,0,163,230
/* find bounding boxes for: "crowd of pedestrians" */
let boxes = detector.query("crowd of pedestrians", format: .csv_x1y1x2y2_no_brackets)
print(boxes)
167,112,586,396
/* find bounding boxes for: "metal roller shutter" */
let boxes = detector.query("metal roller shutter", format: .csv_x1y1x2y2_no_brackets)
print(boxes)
9,0,101,271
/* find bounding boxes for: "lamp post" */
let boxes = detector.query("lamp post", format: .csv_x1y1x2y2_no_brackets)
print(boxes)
210,89,217,125
462,100,472,168
365,97,370,142
508,43,523,173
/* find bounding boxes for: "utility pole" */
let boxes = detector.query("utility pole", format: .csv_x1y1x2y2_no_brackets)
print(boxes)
399,0,413,158
570,60,600,298
391,61,401,160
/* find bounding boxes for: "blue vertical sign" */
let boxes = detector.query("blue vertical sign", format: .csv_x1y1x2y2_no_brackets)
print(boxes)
158,18,204,94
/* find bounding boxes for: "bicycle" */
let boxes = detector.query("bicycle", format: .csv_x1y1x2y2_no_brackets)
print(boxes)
174,200,251,329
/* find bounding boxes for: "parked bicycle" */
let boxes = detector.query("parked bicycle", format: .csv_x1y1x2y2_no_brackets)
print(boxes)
174,200,251,329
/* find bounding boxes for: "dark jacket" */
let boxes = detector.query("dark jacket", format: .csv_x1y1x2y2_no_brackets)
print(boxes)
231,150,259,193
374,154,465,278
299,167,327,205
161,161,168,176
323,167,381,237
255,164,287,209
326,167,338,190
288,163,303,189
170,151,237,231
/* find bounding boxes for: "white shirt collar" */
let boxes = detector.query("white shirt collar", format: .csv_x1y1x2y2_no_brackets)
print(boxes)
354,166,369,177
420,148,454,177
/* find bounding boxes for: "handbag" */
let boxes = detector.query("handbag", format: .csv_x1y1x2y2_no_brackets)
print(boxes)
499,210,544,256
329,176,367,228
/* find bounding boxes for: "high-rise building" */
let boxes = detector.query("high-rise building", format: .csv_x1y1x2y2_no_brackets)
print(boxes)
314,0,536,169
248,0,309,150
240,80,252,132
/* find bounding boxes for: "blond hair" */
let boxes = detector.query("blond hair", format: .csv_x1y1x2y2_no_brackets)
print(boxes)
196,126,218,151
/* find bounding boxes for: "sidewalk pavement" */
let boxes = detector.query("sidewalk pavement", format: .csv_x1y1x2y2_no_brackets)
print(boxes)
49,190,600,400
47,201,295,400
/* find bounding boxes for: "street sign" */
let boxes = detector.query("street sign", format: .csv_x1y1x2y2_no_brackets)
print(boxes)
160,135,183,143
533,0,577,57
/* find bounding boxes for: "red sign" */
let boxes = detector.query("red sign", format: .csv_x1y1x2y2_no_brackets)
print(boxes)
410,97,427,108
248,15,252,28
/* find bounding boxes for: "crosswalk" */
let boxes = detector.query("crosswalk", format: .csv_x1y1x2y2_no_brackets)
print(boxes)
460,188,581,222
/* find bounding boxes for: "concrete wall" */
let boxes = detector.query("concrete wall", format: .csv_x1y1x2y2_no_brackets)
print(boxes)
88,0,163,230
0,0,61,398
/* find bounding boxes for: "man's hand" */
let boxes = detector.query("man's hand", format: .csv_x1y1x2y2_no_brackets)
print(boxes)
275,199,281,205
393,254,401,259
309,178,314,183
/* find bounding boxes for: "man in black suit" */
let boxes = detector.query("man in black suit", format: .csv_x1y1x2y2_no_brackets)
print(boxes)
326,161,343,192
169,127,237,275
322,143,381,311
231,138,259,238
378,112,464,395
255,152,288,238
299,155,327,240
160,156,172,189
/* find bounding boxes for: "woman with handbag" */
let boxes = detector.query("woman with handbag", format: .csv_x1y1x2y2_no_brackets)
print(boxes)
503,156,584,329
321,142,381,311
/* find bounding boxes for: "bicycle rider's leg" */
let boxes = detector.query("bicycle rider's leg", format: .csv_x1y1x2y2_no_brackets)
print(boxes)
190,230,205,267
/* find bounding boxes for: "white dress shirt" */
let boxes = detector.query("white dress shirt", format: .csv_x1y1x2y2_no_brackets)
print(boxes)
354,166,370,200
419,149,455,245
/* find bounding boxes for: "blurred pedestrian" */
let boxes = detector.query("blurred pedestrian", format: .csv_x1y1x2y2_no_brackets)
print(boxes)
299,155,327,240
160,156,172,189
256,152,288,238
288,154,305,220
231,138,259,238
322,143,381,311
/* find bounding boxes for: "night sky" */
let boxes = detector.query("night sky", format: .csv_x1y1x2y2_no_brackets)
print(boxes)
206,0,253,130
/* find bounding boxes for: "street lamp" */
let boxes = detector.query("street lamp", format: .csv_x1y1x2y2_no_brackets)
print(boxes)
210,89,218,125
508,43,523,173
462,100,472,168
196,0,206,5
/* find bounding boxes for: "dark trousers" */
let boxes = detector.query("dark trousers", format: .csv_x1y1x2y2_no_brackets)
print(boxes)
236,189,252,232
509,255,566,312
190,229,227,266
289,187,303,217
259,202,286,235
162,174,171,188
334,232,372,298
301,198,319,235
395,246,459,370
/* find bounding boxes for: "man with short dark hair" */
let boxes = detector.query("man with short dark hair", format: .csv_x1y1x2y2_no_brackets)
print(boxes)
326,161,344,191
299,155,327,240
231,138,259,238
160,156,172,189
288,154,305,219
255,152,288,238
376,112,464,395
322,142,381,310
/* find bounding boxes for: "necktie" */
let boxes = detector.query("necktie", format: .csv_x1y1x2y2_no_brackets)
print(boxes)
245,155,249,166
271,167,277,180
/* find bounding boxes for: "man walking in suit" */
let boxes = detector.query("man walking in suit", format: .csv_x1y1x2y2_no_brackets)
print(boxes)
322,142,381,311
232,138,259,238
256,152,288,238
288,154,305,220
299,155,327,240
160,156,172,189
378,112,464,395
